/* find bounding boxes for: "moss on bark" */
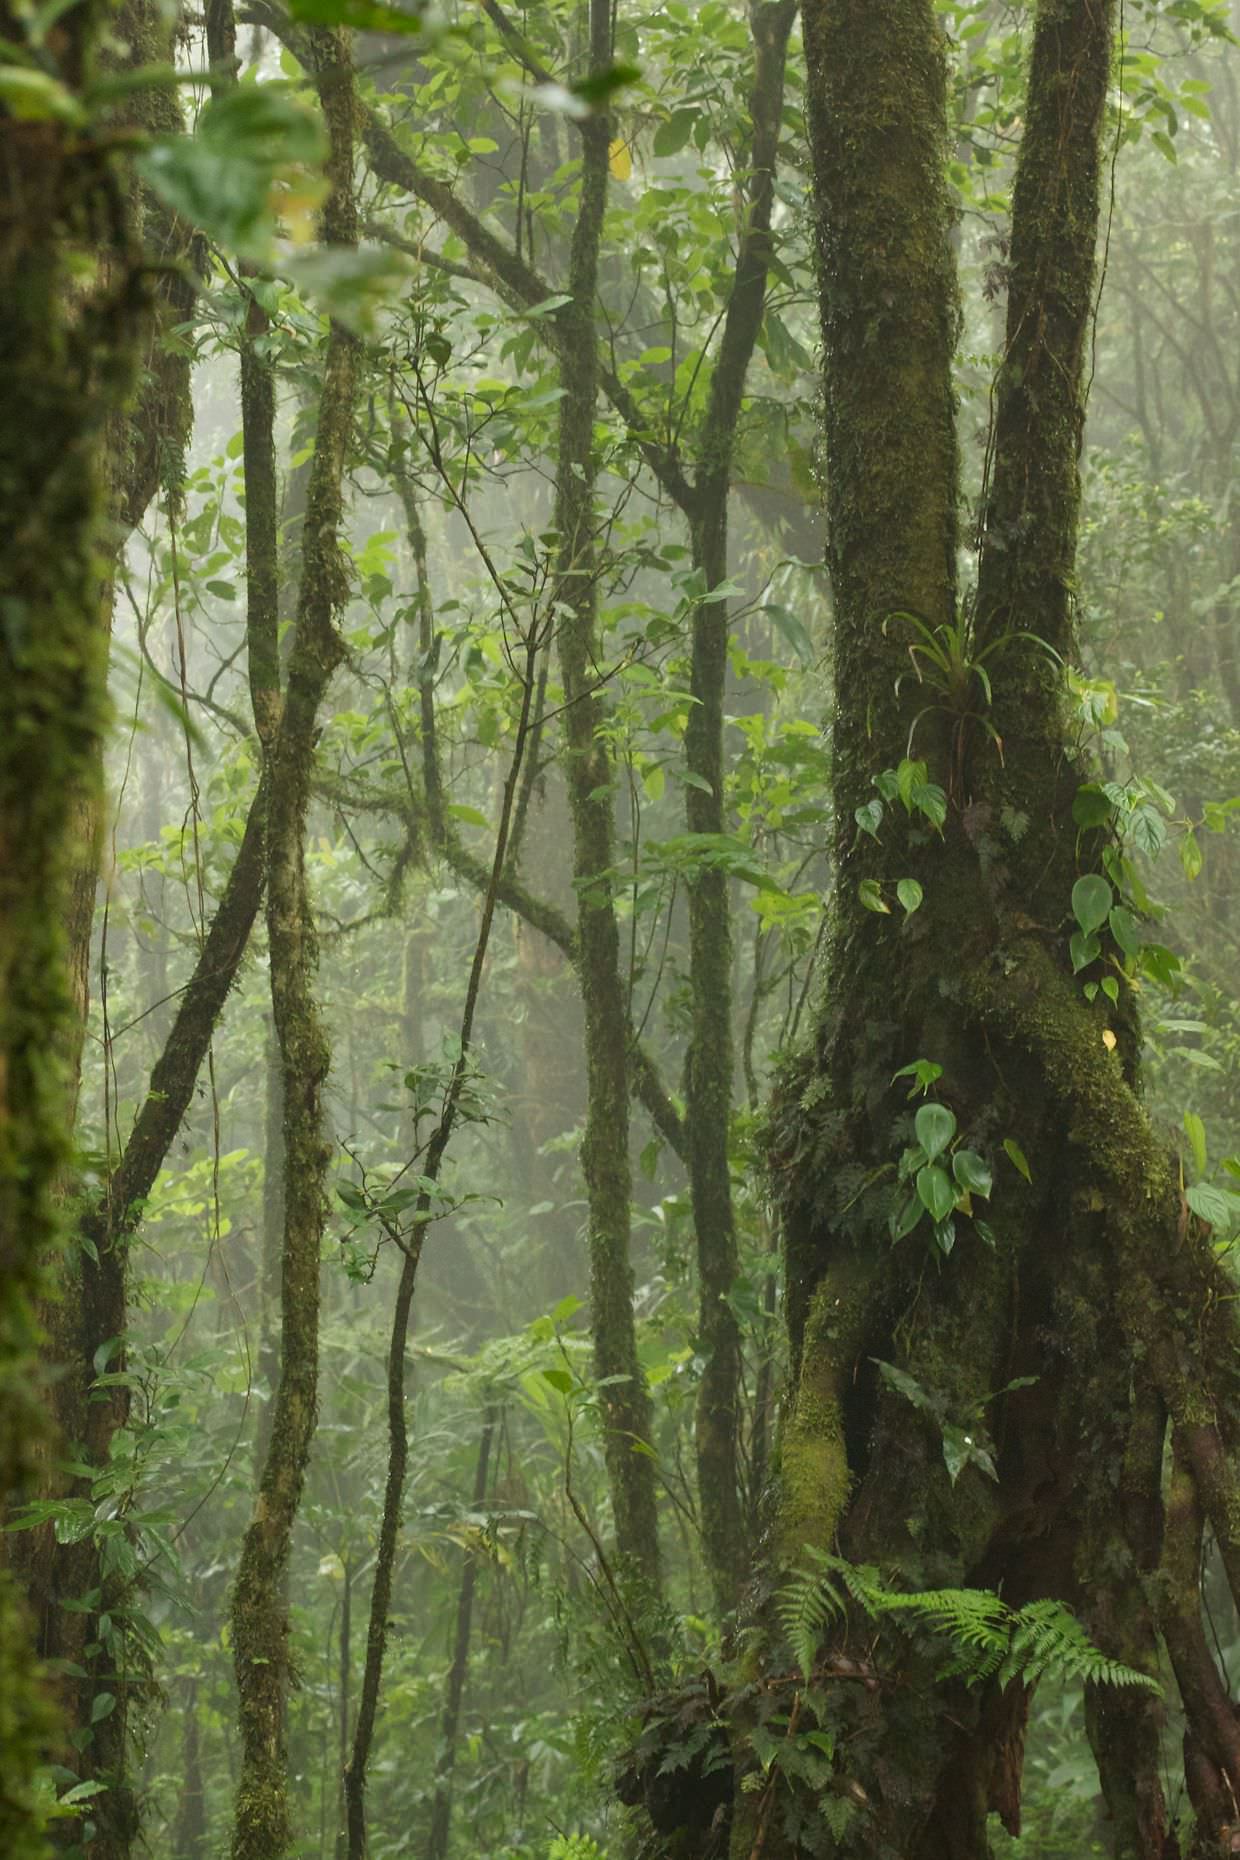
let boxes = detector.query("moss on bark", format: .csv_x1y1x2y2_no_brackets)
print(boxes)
228,31,358,1860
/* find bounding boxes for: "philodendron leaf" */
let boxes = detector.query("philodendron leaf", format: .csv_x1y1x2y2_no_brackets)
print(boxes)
914,1101,956,1163
1109,904,1142,958
1071,873,1113,937
952,1149,992,1198
858,878,889,913
889,1194,924,1242
916,1164,956,1224
1070,930,1101,973
897,878,924,914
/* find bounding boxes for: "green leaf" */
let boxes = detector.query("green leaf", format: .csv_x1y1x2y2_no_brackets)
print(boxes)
1070,929,1101,973
446,803,489,829
1002,1138,1032,1184
1180,829,1203,881
916,1164,956,1224
1073,783,1114,829
1183,1112,1207,1177
942,1425,996,1486
896,878,924,915
1108,904,1141,958
1071,874,1113,936
653,107,698,157
138,85,327,259
858,879,890,914
90,1692,116,1725
1186,1183,1233,1230
0,67,83,123
952,1149,992,1199
762,601,815,665
914,1102,956,1163
911,781,947,831
889,1194,924,1242
873,1358,935,1413
892,1057,943,1096
541,1368,575,1394
854,800,883,840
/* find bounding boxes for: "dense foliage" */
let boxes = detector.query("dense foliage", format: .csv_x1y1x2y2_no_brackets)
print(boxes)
4,0,1240,1856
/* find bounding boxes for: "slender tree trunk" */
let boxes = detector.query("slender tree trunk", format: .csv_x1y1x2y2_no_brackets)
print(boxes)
551,0,662,1590
680,0,796,1613
229,31,359,1860
424,1406,498,1860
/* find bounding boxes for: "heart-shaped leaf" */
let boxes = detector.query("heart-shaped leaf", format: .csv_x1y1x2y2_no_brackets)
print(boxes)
952,1149,993,1199
916,1164,956,1224
1071,874,1113,936
914,1102,956,1163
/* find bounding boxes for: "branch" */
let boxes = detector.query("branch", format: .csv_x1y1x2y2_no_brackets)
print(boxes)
81,766,269,1255
478,0,555,87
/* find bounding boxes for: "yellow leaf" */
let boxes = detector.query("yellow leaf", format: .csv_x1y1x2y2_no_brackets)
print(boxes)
609,138,632,181
1102,1029,1117,1051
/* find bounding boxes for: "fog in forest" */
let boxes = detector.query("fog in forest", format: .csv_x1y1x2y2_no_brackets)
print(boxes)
6,2,1240,1857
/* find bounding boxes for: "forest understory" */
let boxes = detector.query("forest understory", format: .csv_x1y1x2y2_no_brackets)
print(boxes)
6,1,1240,1858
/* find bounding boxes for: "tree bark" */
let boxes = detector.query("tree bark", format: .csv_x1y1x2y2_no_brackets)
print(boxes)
724,3,1236,1857
229,30,358,1860
0,11,154,1846
550,0,662,1590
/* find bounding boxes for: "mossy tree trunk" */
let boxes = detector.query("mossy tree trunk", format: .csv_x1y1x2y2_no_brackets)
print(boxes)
739,2,1240,1857
551,0,662,1590
679,0,796,1615
4,15,204,1849
0,8,157,1848
228,30,359,1860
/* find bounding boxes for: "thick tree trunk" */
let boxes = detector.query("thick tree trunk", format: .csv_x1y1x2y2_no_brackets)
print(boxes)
0,17,154,1848
721,3,1240,1858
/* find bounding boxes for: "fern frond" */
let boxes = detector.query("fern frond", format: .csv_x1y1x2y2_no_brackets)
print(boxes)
777,1551,845,1680
1000,1599,1159,1693
774,1559,1160,1697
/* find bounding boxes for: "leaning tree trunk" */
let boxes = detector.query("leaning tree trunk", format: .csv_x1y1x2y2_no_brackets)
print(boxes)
728,3,1240,1858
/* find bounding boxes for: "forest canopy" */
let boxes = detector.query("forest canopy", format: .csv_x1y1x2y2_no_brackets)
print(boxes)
5,1,1240,1857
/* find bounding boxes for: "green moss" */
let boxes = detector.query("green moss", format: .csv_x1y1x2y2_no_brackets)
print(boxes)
775,1266,869,1569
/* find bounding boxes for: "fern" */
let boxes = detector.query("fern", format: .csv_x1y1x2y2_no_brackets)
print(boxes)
777,1554,1159,1695
776,1547,845,1679
547,1836,607,1860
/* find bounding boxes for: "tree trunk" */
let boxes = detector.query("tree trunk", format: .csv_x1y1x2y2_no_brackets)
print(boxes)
720,3,1240,1857
0,13,154,1847
551,0,662,1590
229,30,358,1860
424,1406,498,1860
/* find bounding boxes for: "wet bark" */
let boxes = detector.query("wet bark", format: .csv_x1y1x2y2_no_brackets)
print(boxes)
550,0,661,1589
424,1406,498,1860
727,2,1240,1855
0,12,154,1846
229,31,358,1860
726,3,1212,1858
